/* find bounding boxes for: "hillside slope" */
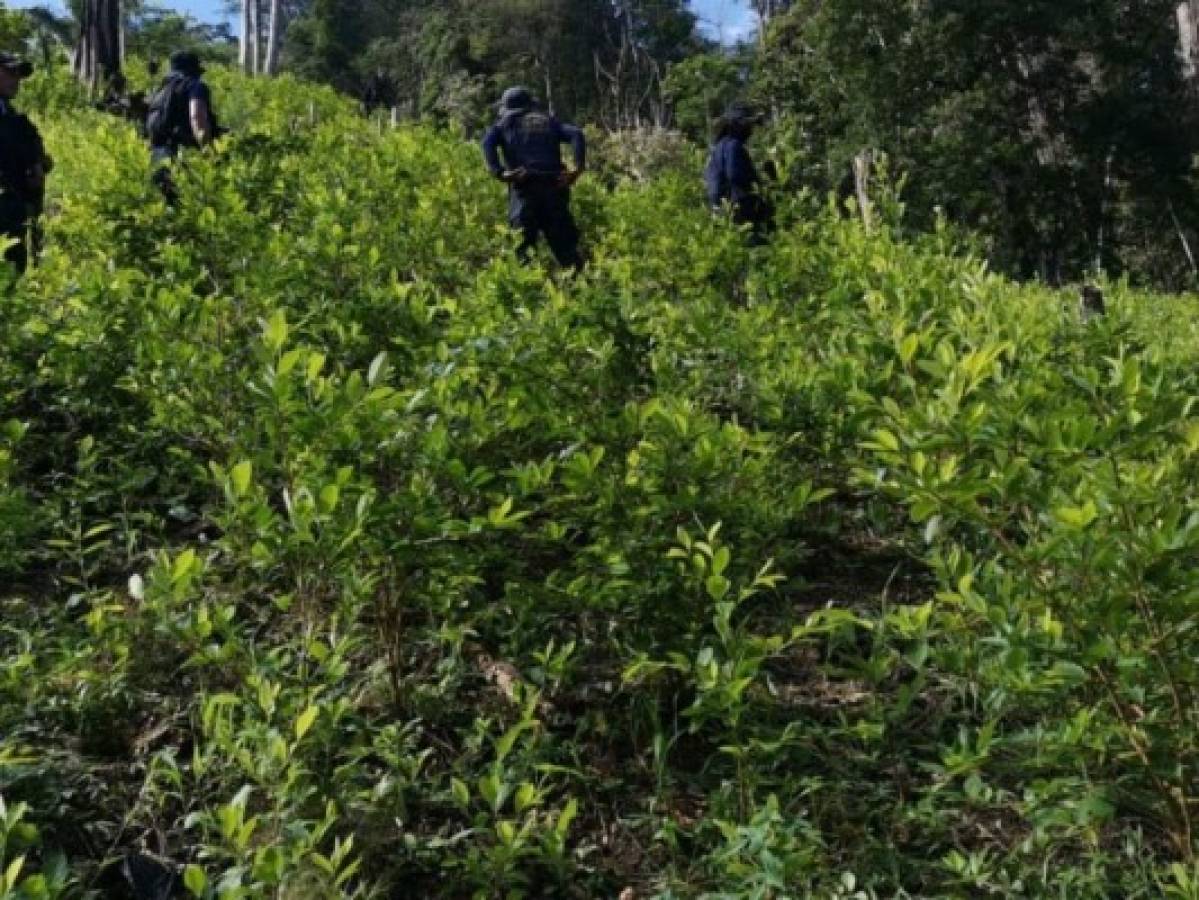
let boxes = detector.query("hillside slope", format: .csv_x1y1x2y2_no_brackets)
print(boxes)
3,70,1199,898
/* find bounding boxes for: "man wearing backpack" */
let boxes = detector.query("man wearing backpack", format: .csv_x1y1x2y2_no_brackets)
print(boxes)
481,86,586,270
147,51,218,202
705,103,773,243
0,52,52,276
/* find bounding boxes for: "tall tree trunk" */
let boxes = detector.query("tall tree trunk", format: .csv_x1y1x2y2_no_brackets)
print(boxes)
752,0,791,41
74,0,122,91
249,0,261,75
1179,1,1199,84
264,0,283,76
239,0,252,73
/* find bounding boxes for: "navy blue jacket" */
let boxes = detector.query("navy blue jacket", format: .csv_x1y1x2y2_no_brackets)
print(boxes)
0,100,46,224
482,111,585,178
705,135,758,208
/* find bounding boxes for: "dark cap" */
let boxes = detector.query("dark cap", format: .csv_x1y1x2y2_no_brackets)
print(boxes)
499,86,534,113
0,53,34,78
169,50,205,76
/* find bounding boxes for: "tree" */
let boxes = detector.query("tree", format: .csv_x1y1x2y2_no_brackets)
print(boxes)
239,0,252,71
125,7,235,67
280,0,700,123
755,0,1198,286
264,0,282,74
1179,1,1199,83
0,8,33,53
750,0,790,35
662,50,746,139
74,0,122,90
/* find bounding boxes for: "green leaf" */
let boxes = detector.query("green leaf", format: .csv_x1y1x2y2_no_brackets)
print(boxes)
295,705,319,741
230,460,253,499
496,819,517,846
4,856,25,891
173,549,198,582
495,719,533,763
556,797,578,839
872,429,900,452
183,864,207,897
1053,501,1098,530
263,309,289,352
705,574,731,601
278,348,304,377
514,782,538,813
306,351,327,383
318,483,340,513
367,351,389,386
450,777,470,808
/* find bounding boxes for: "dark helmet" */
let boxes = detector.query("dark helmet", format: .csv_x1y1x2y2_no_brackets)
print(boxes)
169,50,205,77
0,53,34,78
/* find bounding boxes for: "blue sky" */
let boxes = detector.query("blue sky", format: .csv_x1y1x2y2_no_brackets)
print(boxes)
2,0,757,43
692,0,756,43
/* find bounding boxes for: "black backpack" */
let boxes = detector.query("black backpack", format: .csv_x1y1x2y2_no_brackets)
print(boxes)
145,74,191,147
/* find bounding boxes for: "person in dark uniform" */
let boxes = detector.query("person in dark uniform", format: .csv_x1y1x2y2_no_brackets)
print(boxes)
361,69,394,117
481,86,586,270
0,52,52,275
148,51,218,203
704,102,773,242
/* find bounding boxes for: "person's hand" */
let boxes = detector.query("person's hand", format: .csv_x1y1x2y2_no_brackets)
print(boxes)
501,167,528,184
557,168,582,189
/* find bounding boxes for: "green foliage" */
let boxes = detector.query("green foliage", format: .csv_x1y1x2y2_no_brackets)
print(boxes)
3,64,1199,898
662,50,747,140
124,6,236,66
755,0,1199,289
0,8,32,52
0,795,71,899
282,0,703,124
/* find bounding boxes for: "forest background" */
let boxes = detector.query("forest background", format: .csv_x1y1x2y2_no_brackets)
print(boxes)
3,0,1199,290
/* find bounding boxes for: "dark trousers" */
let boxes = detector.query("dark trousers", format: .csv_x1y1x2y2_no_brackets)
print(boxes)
150,146,180,204
509,181,582,269
732,194,774,246
2,227,28,274
1,195,30,274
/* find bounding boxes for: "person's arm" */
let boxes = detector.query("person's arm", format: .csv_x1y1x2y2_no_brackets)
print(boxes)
482,126,505,177
483,126,526,183
187,81,213,146
23,125,49,206
704,146,724,207
190,98,211,146
556,122,586,186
